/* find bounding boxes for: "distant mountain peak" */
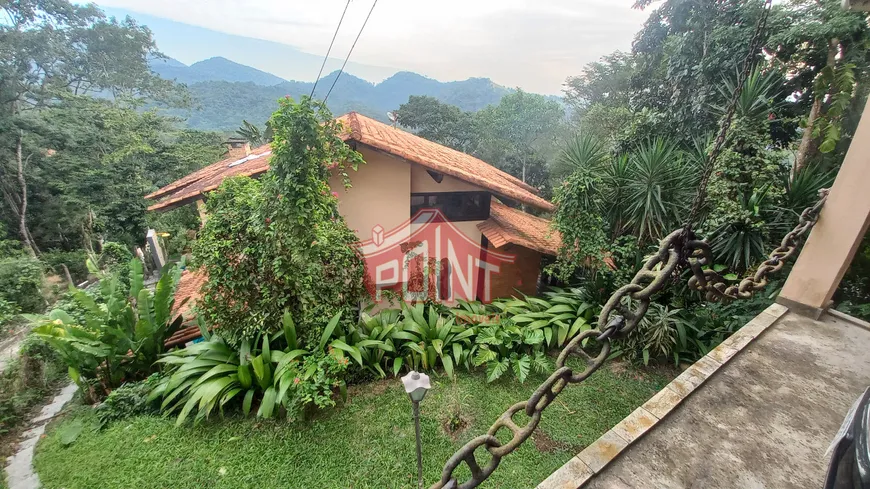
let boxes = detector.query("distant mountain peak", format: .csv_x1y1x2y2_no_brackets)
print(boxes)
150,55,287,86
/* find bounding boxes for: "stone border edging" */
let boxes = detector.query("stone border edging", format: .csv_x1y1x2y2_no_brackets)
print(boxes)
4,384,78,489
536,303,789,489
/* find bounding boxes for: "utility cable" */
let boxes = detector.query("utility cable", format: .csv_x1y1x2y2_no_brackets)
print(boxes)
310,0,352,99
323,0,379,104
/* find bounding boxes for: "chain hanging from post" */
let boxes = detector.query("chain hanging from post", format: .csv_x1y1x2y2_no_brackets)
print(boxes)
429,2,791,488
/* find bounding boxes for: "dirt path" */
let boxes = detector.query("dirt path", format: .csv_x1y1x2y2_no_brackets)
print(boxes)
0,324,29,374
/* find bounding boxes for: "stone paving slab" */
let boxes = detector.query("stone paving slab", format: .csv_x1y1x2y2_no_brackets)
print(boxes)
578,311,870,489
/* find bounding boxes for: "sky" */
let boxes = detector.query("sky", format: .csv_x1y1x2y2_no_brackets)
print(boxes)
95,0,653,95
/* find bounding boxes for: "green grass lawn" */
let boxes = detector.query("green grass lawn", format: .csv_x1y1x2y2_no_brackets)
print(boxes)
34,360,672,489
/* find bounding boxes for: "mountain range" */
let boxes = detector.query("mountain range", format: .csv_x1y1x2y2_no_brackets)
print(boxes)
150,56,513,131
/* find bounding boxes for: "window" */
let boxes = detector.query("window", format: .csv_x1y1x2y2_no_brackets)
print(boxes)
410,192,491,221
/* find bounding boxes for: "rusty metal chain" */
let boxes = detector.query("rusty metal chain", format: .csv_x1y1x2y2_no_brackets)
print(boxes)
431,190,829,489
432,329,613,489
430,3,797,488
687,190,829,301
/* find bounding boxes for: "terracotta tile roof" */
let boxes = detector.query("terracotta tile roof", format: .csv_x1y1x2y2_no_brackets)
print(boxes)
163,268,208,349
146,112,554,213
336,113,554,211
170,268,207,320
145,144,271,202
478,201,562,255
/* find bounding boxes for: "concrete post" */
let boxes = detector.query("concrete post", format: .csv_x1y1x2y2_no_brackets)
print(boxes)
146,229,166,272
196,199,208,227
778,97,870,318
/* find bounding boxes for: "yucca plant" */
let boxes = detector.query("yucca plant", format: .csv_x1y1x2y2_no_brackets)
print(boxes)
392,302,475,378
708,187,772,272
551,132,609,181
622,138,694,244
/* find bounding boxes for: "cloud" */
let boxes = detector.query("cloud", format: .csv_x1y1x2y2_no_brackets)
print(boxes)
95,0,651,94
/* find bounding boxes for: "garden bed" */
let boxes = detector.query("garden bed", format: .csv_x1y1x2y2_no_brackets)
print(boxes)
33,361,673,489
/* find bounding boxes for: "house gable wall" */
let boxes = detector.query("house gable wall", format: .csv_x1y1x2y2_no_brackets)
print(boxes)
328,146,411,243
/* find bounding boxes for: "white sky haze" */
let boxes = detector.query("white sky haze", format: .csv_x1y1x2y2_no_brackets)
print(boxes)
95,0,653,94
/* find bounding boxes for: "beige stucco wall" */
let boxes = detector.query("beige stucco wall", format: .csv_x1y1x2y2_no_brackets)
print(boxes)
328,147,410,242
779,96,870,316
410,164,486,193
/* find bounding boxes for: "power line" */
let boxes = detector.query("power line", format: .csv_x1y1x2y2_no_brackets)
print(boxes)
310,0,352,99
323,0,378,104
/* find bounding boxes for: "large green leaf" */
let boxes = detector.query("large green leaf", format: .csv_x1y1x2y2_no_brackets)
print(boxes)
282,310,297,350
153,263,176,327
330,340,363,366
512,355,531,383
251,355,272,389
242,389,255,416
257,387,277,418
486,358,509,382
319,312,343,350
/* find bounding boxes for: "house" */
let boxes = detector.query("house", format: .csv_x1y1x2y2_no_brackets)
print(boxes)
146,112,562,331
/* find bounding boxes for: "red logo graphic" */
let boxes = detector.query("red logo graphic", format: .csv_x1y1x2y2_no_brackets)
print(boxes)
358,210,515,303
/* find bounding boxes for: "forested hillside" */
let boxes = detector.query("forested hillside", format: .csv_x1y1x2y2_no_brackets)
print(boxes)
150,56,288,86
150,57,511,130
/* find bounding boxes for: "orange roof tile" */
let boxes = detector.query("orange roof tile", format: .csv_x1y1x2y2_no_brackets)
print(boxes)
146,112,554,213
478,201,562,255
170,268,207,320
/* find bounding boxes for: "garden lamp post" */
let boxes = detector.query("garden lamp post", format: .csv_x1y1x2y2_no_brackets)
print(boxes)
402,371,431,489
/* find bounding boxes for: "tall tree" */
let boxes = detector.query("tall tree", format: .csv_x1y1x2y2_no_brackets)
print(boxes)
630,0,768,138
395,95,475,152
563,51,636,115
0,0,180,255
474,90,566,187
766,0,870,172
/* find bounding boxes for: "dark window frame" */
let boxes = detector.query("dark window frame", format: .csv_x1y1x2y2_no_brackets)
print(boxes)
410,191,491,222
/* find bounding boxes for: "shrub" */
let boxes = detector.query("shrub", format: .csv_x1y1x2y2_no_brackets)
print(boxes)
152,311,351,425
0,336,66,436
31,259,184,398
95,376,160,428
194,97,367,346
0,256,45,313
0,297,21,340
41,249,90,284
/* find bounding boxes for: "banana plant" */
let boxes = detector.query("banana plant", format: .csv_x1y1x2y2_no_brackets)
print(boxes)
391,302,475,378
32,258,183,394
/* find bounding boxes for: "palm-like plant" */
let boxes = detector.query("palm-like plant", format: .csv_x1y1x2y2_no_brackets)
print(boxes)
708,187,772,272
623,138,694,243
553,132,608,180
714,68,784,121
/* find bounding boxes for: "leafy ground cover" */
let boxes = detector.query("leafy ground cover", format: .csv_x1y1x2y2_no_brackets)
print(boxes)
34,360,672,489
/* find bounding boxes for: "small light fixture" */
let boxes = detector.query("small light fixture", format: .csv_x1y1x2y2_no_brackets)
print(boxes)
401,371,431,489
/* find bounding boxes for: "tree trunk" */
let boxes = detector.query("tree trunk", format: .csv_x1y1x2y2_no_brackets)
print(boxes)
15,130,39,257
794,38,839,176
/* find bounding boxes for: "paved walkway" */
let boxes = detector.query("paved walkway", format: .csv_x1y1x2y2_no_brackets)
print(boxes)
581,311,870,488
4,384,77,489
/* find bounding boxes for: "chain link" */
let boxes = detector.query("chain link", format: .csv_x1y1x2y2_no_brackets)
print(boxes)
428,3,814,486
430,189,828,489
687,190,828,301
